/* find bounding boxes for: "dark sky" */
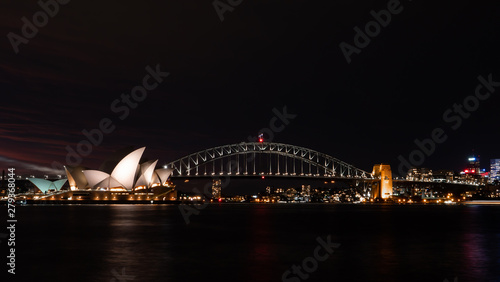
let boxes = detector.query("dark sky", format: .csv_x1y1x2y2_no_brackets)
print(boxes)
1,0,499,177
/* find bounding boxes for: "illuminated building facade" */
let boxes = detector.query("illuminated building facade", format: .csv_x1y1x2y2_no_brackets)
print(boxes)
301,184,311,195
458,156,485,184
212,179,222,199
491,159,500,181
465,156,480,175
372,164,393,199
406,168,433,182
28,178,67,193
24,147,177,202
433,170,454,182
64,166,88,190
71,147,174,191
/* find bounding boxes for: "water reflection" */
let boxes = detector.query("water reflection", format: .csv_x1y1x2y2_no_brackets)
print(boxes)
12,204,500,282
460,206,495,281
99,205,176,281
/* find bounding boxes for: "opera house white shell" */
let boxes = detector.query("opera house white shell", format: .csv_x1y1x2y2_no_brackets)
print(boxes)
28,178,68,193
64,166,89,190
66,147,172,191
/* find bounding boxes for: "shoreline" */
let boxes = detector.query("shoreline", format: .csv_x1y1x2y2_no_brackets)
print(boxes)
2,200,500,206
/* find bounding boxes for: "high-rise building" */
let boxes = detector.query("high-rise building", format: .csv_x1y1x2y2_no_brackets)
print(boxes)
212,179,222,199
266,186,272,194
465,155,480,175
301,184,311,196
491,159,500,181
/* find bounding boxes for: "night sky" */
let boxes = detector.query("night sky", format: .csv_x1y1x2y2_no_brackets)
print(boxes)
1,0,499,177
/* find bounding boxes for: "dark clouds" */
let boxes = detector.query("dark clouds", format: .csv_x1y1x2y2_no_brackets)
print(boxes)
1,0,500,175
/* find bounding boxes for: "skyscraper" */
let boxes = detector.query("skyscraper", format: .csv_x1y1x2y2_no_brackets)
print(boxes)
212,179,222,199
466,156,480,175
490,159,500,181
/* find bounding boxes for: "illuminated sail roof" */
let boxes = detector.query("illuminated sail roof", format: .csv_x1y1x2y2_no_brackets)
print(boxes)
82,170,111,188
69,147,171,191
155,168,173,185
28,178,67,193
64,166,89,189
136,160,158,187
110,147,146,190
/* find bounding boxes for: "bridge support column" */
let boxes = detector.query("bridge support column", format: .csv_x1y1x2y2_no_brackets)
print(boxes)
371,164,393,199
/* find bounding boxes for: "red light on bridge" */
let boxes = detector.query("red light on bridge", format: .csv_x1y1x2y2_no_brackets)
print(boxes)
258,133,264,143
218,198,222,202
261,175,265,179
259,138,264,143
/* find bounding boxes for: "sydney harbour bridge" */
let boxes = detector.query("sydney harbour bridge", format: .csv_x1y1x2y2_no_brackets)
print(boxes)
163,141,483,200
164,142,372,179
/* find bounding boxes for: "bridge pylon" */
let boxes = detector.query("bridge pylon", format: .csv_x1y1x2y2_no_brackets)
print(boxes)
371,164,393,199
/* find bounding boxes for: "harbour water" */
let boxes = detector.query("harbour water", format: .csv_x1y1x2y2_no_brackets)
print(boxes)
2,204,500,281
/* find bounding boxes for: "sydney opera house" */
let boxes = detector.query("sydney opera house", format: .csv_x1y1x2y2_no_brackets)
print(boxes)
26,147,177,202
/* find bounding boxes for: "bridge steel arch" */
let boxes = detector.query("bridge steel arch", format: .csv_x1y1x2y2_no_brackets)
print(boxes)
165,142,373,179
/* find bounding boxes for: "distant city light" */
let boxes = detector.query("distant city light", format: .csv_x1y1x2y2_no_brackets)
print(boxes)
469,157,476,161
